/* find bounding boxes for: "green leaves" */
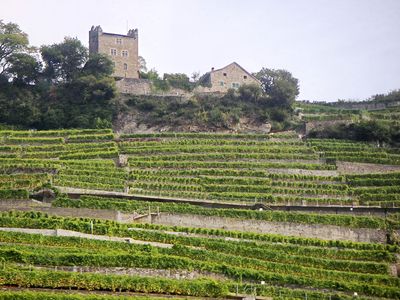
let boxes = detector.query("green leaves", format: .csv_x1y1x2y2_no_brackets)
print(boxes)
255,68,299,108
0,20,29,75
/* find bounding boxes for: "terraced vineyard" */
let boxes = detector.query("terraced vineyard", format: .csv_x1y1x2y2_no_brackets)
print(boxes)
0,129,399,299
297,102,400,126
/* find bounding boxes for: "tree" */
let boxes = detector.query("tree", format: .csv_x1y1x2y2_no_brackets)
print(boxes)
0,85,40,126
41,37,87,83
7,53,40,84
190,71,200,83
139,68,159,80
82,53,113,77
138,56,147,73
238,84,262,102
164,73,192,91
0,20,31,78
255,68,299,108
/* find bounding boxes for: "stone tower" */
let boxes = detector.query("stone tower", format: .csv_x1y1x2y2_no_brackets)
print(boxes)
89,25,139,79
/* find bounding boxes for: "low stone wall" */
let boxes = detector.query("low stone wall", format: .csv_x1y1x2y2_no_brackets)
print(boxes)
305,120,352,135
116,78,152,95
116,78,191,98
34,265,226,281
149,213,387,243
0,202,392,243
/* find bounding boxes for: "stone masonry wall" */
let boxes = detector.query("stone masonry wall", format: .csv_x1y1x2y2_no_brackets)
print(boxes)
305,119,352,135
149,213,387,243
98,33,139,79
116,78,191,98
0,203,391,243
116,78,152,94
35,265,226,281
195,63,260,93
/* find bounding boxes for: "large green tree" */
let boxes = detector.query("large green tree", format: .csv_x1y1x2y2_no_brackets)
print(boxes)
255,68,299,108
0,21,116,129
41,37,88,83
0,20,36,82
38,39,116,129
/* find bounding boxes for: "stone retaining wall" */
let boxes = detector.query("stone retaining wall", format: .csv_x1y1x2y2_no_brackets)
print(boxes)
34,265,226,281
148,213,387,243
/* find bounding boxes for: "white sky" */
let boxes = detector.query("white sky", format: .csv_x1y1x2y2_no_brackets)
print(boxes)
2,0,400,101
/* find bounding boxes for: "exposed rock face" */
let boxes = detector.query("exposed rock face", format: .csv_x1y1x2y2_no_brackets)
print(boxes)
32,189,56,202
114,110,272,134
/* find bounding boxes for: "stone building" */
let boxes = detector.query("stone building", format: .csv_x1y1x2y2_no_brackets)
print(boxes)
89,25,139,79
195,62,261,93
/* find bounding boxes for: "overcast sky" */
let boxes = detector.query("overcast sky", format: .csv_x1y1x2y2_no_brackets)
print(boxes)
2,0,400,101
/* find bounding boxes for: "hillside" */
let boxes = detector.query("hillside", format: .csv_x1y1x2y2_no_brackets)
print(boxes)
0,129,400,299
297,92,400,146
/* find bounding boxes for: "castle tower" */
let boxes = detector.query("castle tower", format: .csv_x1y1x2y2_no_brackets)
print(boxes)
89,25,139,79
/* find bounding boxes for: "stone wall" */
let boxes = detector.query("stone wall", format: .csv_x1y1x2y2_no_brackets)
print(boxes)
89,26,139,79
116,78,152,94
35,265,226,281
116,78,191,98
195,62,260,93
148,213,387,243
305,119,352,134
0,203,392,243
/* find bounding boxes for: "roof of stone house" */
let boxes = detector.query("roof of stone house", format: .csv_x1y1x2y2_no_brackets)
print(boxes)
199,62,261,85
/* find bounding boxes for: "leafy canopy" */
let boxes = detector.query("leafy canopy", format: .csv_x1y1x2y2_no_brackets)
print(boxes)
255,68,299,108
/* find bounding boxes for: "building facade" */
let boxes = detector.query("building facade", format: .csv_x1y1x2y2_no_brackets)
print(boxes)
196,62,261,93
89,26,139,79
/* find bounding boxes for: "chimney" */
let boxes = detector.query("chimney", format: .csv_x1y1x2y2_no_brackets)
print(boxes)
211,67,214,71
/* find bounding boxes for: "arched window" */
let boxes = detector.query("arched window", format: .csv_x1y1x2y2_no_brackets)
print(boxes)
123,63,128,70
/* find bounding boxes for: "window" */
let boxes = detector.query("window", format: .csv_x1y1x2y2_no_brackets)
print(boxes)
110,48,117,56
116,38,122,44
123,63,128,70
231,82,240,89
244,75,247,79
223,73,227,76
122,50,128,57
219,81,225,86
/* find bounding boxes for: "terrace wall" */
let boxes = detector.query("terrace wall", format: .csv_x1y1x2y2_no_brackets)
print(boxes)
149,213,388,243
0,203,393,243
305,120,352,134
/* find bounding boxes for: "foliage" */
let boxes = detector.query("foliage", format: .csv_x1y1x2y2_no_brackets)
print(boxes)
238,83,263,102
0,21,116,130
0,20,30,78
308,120,400,146
0,267,228,297
54,195,388,229
164,73,193,91
0,291,169,300
255,68,299,108
41,37,88,83
126,91,295,130
82,53,114,77
138,56,147,72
